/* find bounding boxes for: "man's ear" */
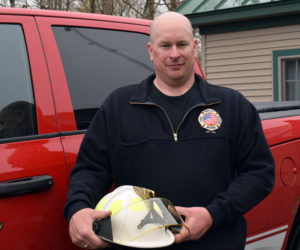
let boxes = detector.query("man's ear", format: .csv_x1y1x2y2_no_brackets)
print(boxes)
147,42,154,62
193,39,198,58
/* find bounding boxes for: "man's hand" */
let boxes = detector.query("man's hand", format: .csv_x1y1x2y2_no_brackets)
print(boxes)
174,207,213,244
69,208,112,249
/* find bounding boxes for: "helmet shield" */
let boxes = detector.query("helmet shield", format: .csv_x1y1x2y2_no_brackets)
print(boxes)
94,198,184,248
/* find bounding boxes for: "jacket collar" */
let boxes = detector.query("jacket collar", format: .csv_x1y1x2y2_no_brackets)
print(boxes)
130,73,221,105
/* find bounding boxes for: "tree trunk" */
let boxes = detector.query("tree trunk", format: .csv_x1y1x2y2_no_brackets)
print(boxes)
10,0,15,7
102,0,113,14
144,0,155,19
89,0,96,13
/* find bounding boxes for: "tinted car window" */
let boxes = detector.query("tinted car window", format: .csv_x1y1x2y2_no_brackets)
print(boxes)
0,24,37,140
52,26,154,130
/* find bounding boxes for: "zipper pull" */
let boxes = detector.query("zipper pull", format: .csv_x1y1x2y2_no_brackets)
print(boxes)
173,133,178,142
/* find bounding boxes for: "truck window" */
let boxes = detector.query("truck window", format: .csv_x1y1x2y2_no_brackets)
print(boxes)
0,24,37,140
52,26,154,130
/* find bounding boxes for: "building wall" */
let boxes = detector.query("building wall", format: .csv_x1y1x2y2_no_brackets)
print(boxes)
201,24,300,102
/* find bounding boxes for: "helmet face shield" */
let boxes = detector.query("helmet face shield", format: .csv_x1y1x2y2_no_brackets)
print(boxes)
94,197,185,248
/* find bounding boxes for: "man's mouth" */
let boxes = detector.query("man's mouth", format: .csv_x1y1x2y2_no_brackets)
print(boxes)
168,64,184,69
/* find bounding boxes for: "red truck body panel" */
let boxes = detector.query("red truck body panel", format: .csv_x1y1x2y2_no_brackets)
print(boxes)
0,7,298,250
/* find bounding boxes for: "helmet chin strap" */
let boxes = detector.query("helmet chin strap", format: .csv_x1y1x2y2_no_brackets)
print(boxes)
93,217,113,242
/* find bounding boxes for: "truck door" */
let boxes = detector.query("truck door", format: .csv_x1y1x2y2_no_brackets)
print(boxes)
35,16,155,175
0,15,72,249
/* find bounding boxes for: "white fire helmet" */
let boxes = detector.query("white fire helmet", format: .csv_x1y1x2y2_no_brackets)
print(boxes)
93,185,186,248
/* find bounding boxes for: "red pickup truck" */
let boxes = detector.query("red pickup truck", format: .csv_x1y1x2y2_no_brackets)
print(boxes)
0,8,299,250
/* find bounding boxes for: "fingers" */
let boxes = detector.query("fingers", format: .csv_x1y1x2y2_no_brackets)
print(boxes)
173,206,213,244
174,206,186,216
173,206,190,244
174,225,190,244
69,208,112,249
94,210,112,220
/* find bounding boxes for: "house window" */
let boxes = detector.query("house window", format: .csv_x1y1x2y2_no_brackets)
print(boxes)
281,58,300,101
273,49,300,101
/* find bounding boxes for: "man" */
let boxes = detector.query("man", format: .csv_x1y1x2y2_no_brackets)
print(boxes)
64,12,274,249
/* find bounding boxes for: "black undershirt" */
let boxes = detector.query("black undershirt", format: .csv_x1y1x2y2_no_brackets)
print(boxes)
149,82,202,131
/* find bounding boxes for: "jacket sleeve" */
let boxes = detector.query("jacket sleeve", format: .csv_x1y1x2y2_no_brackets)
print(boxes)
206,99,275,228
63,107,113,222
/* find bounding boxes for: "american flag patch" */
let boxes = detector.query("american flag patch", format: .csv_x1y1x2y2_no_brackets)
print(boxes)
198,109,222,131
204,113,218,126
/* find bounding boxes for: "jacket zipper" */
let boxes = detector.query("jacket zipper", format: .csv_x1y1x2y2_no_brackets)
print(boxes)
130,101,220,142
130,101,178,141
174,101,220,140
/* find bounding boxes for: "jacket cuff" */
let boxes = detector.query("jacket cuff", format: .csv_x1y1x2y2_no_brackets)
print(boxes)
64,202,90,223
205,202,225,229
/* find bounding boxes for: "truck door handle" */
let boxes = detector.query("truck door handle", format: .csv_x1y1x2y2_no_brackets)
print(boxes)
0,175,53,198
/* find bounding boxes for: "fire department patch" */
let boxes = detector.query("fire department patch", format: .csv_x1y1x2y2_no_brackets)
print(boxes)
198,109,222,131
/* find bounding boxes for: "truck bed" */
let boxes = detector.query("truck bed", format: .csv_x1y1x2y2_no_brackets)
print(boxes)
254,101,300,120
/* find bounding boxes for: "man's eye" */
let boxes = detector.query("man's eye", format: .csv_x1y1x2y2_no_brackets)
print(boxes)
178,43,187,47
161,44,170,48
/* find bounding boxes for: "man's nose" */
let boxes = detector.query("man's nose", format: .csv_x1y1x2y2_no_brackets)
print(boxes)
169,46,180,59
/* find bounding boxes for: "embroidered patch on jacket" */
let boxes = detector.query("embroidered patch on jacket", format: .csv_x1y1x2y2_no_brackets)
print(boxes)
198,109,222,131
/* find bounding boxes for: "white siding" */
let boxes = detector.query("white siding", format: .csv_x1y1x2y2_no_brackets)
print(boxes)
201,24,300,102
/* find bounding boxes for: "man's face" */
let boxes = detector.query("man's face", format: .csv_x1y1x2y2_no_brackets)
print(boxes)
147,21,197,85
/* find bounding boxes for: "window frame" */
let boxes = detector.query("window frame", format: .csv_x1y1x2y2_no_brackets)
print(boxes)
51,25,154,130
281,57,300,101
36,16,151,133
0,15,57,139
273,49,300,101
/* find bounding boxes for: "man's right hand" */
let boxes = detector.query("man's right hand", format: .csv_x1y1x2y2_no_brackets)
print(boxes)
69,208,112,249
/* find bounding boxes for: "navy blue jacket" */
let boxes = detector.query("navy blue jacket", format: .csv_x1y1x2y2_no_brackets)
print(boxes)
64,74,274,249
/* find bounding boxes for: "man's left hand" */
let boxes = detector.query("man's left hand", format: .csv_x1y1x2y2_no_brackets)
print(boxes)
174,206,213,243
